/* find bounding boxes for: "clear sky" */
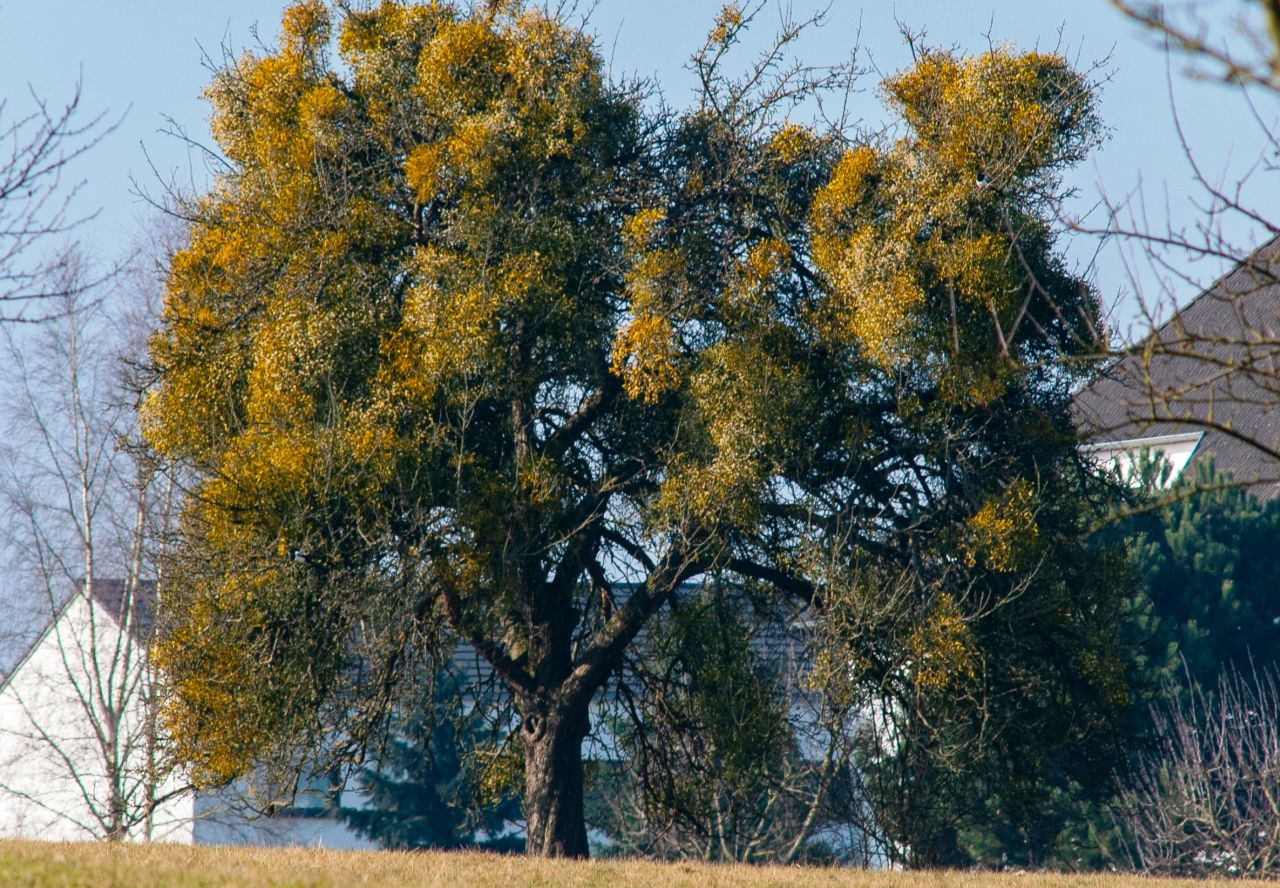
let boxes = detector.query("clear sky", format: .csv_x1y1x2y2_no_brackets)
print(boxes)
1,1,1274,335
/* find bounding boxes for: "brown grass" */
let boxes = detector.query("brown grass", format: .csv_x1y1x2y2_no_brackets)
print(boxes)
0,841,1246,888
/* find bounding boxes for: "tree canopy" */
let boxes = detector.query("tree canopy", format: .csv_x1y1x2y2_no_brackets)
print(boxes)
144,0,1131,860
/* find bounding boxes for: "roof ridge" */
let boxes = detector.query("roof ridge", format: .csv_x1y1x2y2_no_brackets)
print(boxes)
1148,233,1280,340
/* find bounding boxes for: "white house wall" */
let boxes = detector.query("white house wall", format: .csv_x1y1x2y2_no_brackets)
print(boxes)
0,592,193,841
1082,432,1204,489
0,592,371,848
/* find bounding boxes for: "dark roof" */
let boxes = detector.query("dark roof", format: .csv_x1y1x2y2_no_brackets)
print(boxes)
445,583,811,701
0,579,156,686
87,578,157,640
1075,237,1280,496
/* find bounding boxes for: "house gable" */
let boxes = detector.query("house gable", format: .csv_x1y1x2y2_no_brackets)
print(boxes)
0,588,194,842
0,581,373,848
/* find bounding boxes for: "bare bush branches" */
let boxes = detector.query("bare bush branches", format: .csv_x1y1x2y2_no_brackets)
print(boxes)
1119,665,1280,878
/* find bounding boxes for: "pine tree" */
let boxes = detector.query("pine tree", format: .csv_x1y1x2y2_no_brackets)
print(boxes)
1126,461,1280,690
341,669,522,851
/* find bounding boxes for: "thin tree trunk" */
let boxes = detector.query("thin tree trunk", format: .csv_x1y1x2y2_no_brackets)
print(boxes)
521,702,590,858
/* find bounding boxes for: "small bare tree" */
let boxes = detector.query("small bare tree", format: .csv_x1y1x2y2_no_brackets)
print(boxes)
1118,664,1280,878
0,244,189,841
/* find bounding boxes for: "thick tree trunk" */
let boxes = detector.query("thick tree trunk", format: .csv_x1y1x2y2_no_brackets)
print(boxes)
521,702,590,857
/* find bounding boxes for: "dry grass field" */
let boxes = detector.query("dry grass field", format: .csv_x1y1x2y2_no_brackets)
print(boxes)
0,842,1247,888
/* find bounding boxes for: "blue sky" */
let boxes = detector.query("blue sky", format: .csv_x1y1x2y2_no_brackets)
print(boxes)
0,1,1274,335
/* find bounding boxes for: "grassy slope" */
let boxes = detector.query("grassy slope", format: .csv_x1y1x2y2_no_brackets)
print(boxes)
0,843,1242,888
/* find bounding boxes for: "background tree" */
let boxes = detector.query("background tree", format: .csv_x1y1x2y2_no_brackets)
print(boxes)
143,0,1133,861
0,252,187,840
1118,460,1280,689
339,666,522,852
0,82,114,322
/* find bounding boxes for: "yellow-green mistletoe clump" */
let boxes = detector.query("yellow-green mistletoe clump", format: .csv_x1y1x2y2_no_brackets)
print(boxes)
963,477,1042,572
810,48,1098,399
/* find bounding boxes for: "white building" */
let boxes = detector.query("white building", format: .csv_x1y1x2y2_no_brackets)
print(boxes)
0,578,373,848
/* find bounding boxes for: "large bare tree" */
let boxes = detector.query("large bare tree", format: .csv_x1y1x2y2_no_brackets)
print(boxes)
1075,2,1280,490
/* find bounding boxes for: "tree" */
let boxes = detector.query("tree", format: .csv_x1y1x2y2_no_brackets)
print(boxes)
0,81,114,322
143,0,1133,860
1118,460,1280,690
0,253,187,840
339,666,523,851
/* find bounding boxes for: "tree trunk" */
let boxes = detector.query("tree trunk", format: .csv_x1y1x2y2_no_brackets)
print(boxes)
521,702,590,858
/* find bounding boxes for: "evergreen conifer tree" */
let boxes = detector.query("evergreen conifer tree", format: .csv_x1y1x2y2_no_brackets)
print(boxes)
1125,461,1280,690
340,669,523,851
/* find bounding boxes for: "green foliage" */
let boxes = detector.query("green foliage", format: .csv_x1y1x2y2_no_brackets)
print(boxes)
637,592,791,798
1122,461,1280,689
340,669,523,852
817,478,1139,869
593,590,860,864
